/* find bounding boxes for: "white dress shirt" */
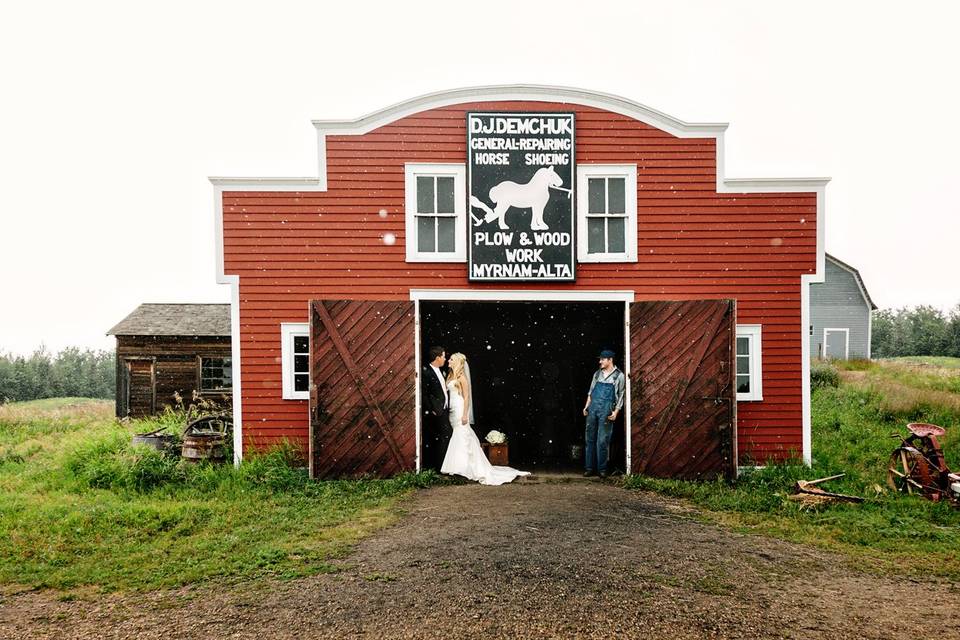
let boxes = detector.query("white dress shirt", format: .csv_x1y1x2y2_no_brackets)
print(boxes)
430,364,448,409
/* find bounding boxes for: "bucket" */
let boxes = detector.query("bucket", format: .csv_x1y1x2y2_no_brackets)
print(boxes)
132,428,177,454
181,433,226,463
132,432,176,453
180,414,231,464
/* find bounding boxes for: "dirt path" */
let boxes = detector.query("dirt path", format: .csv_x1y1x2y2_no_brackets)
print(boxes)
2,481,958,639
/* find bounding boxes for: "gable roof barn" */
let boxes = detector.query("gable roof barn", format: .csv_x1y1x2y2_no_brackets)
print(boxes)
825,253,877,310
809,254,876,360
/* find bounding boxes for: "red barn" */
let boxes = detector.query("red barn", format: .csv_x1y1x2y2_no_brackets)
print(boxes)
211,86,826,479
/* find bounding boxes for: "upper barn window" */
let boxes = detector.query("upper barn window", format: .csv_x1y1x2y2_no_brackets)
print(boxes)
404,163,467,262
576,164,638,263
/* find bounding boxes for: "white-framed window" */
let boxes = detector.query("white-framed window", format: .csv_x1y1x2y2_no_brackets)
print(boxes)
404,163,467,262
576,164,638,262
735,324,763,402
199,357,232,392
281,323,309,400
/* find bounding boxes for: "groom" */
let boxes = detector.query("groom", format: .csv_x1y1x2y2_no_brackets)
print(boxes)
421,346,449,470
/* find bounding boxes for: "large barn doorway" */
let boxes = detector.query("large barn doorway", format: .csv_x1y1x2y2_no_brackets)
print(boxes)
420,301,625,474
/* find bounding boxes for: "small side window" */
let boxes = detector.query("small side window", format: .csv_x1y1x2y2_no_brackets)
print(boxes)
281,323,309,400
735,325,763,401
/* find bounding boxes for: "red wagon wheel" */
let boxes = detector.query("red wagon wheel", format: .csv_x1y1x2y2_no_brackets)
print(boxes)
886,447,935,496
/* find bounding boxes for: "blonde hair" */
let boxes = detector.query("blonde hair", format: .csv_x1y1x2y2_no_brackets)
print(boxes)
446,352,466,385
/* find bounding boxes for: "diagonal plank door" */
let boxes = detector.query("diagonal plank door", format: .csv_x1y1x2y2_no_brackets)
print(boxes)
309,300,416,478
630,300,736,480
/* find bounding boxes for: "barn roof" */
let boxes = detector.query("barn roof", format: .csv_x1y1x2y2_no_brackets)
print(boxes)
825,254,877,310
107,303,231,337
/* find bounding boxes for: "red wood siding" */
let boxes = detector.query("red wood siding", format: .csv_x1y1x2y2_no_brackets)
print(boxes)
222,101,817,463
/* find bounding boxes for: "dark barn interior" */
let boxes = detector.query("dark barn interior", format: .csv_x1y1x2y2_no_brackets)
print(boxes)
420,301,626,474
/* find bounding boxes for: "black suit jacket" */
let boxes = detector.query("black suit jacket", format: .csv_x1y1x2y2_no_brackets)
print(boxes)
422,365,447,415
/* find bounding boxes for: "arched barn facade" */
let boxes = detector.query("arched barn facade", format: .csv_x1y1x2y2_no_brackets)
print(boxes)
212,86,826,479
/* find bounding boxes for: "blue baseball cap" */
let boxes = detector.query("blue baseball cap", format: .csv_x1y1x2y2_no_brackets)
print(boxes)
599,349,616,359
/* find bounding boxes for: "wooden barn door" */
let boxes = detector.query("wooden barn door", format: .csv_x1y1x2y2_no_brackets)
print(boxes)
309,300,416,478
125,359,155,417
630,300,736,479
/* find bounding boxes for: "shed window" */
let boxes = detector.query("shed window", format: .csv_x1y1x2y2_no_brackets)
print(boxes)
735,325,763,402
281,323,310,400
405,163,466,262
576,164,638,262
200,357,232,391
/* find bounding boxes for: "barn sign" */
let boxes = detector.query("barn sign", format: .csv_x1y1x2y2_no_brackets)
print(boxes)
467,112,576,281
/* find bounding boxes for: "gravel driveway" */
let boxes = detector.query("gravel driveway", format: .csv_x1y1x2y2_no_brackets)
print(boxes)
2,480,958,639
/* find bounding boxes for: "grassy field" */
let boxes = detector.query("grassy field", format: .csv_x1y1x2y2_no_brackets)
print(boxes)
624,356,960,580
3,359,959,593
0,399,438,592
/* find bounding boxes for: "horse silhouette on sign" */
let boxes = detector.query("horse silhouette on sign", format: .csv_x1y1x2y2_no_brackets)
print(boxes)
470,166,569,231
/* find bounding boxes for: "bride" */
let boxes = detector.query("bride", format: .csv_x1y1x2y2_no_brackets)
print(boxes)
440,352,530,485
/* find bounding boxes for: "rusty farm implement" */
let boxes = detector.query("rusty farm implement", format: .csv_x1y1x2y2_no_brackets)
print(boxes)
887,422,960,505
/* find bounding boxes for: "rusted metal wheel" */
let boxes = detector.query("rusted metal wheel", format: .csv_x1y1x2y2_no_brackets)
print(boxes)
887,447,934,495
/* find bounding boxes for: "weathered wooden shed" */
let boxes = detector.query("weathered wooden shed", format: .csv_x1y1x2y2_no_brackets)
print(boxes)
809,253,877,359
210,86,827,478
107,303,232,417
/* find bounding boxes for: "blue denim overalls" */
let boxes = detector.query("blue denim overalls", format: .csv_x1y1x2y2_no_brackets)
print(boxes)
585,370,618,473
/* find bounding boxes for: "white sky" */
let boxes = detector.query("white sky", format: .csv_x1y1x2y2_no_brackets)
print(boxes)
2,1,958,356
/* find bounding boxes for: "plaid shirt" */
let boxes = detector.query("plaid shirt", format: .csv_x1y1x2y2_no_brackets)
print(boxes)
587,367,625,412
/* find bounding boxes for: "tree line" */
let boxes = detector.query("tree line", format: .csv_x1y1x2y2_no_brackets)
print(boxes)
871,304,960,358
0,347,115,403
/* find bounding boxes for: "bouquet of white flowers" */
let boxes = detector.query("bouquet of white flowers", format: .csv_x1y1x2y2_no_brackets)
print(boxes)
485,430,507,445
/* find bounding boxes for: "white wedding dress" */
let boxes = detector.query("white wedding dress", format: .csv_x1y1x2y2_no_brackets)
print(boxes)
440,380,530,485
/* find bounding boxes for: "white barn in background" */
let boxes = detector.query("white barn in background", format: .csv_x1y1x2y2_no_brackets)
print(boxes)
809,254,877,359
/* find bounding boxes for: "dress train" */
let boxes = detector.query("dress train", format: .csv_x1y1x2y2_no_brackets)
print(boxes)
440,380,529,486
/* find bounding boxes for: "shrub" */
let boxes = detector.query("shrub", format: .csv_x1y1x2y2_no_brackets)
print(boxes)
64,430,189,492
123,445,189,491
63,428,130,490
64,430,307,495
811,361,840,390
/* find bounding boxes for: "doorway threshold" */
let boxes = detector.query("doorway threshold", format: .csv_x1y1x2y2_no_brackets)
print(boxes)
515,471,623,484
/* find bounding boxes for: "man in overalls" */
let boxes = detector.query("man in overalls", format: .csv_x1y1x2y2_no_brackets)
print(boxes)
582,349,625,478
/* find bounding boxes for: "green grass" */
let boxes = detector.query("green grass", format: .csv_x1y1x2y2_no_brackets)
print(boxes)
7,397,107,410
833,357,960,395
0,400,440,592
623,359,960,580
884,356,960,369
